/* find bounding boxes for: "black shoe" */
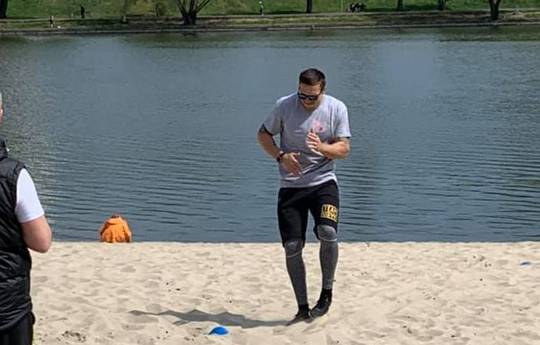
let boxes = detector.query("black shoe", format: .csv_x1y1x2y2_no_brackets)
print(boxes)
286,307,311,326
310,291,332,318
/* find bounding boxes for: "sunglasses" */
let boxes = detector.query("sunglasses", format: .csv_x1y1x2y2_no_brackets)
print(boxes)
297,91,321,101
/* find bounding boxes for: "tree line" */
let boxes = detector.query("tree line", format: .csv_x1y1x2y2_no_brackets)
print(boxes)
0,0,505,23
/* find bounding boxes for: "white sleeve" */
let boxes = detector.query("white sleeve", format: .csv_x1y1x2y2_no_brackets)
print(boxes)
335,102,351,139
263,99,283,136
15,169,45,223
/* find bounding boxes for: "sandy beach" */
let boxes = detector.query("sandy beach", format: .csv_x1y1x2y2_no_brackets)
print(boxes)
30,242,540,345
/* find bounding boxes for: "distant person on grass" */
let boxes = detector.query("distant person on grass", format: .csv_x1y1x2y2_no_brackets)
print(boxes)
349,2,365,12
257,68,351,324
0,92,53,345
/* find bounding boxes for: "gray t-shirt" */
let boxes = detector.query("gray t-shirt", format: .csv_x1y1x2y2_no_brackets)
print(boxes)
263,93,351,188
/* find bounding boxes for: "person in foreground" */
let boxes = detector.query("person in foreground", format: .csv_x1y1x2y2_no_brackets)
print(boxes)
257,68,351,324
0,92,53,345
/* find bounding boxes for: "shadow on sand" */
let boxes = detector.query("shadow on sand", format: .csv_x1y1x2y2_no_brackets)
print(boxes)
130,308,289,328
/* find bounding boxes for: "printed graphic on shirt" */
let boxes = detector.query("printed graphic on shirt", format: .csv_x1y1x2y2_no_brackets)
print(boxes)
321,204,338,222
311,119,326,133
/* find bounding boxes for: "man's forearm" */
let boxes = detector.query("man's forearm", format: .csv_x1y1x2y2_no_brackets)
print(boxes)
257,131,281,159
319,140,350,160
21,215,52,253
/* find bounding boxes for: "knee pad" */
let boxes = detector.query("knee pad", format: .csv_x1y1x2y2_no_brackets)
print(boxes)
317,225,337,242
284,239,304,258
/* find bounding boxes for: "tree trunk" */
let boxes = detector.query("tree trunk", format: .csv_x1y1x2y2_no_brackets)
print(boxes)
488,0,502,20
180,8,196,24
185,11,196,25
0,0,8,19
306,0,313,13
176,0,211,25
437,0,445,10
178,7,195,25
176,0,211,26
396,0,404,11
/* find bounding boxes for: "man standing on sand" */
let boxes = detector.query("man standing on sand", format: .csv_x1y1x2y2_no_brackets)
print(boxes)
0,92,52,345
257,68,351,324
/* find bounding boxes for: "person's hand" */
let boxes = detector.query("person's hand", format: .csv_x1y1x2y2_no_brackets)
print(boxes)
280,152,302,176
306,130,324,156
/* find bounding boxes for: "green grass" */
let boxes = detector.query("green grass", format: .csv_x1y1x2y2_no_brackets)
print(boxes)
4,0,540,18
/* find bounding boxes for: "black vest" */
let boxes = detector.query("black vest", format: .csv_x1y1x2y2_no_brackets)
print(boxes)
0,138,32,331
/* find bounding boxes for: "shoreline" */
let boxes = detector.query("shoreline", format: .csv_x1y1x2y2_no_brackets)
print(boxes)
31,242,539,345
2,10,540,36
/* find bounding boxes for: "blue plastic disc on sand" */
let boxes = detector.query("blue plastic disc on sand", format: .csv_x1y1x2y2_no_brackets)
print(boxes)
520,261,532,266
209,326,229,336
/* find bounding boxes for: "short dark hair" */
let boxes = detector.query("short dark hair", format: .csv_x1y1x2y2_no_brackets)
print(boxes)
299,68,326,91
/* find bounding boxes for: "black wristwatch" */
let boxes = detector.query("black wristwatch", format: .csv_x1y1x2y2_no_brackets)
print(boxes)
276,151,286,163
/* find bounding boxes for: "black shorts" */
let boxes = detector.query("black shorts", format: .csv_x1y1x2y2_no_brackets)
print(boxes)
0,312,34,345
277,180,339,245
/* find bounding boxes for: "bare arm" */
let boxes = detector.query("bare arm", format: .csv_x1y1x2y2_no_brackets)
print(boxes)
257,126,281,160
307,132,351,160
257,126,302,176
21,215,52,253
319,138,351,160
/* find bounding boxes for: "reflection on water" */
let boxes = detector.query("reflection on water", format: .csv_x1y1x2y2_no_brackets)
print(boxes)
0,26,539,242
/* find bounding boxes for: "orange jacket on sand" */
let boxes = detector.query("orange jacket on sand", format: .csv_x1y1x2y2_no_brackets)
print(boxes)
99,216,132,243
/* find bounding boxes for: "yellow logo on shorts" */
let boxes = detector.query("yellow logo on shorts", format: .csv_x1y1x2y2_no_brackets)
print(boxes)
321,204,338,222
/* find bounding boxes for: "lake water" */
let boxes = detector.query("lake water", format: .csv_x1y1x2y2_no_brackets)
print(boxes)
1,26,539,242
